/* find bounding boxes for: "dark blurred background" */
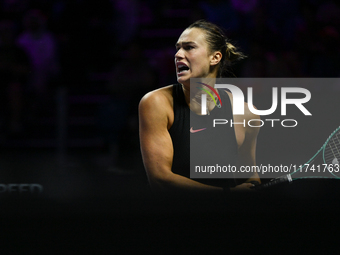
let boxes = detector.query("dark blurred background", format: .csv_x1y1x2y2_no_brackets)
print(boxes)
0,0,340,252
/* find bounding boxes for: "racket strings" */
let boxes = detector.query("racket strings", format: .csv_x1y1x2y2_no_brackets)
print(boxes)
291,127,340,180
324,131,340,164
323,130,340,178
334,132,340,157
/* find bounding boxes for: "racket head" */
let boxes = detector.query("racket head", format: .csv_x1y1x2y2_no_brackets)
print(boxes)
323,126,340,178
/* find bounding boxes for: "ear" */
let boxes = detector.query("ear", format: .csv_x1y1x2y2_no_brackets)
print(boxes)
210,51,222,66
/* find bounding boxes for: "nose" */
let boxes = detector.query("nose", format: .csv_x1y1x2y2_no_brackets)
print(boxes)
175,48,184,60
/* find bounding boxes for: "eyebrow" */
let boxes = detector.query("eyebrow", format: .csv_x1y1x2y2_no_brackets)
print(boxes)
175,41,196,48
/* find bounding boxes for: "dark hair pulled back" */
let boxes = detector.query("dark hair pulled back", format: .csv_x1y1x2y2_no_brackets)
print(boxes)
187,20,246,77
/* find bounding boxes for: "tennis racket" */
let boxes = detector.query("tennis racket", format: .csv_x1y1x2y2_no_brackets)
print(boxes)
253,126,340,190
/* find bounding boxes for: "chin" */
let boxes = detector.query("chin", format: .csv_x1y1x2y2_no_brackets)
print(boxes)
177,79,190,88
177,75,190,84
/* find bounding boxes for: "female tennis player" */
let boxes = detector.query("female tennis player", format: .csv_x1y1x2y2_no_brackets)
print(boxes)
139,20,261,196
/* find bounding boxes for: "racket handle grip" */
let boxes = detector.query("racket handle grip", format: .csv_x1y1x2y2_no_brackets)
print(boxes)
253,174,292,190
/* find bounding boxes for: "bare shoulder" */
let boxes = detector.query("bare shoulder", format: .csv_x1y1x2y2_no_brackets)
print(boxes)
225,90,260,136
139,85,175,128
243,102,260,121
139,85,173,108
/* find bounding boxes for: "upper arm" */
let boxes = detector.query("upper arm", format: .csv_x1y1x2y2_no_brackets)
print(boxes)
138,92,174,190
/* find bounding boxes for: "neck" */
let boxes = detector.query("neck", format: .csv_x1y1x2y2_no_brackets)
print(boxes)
182,85,191,106
181,78,218,115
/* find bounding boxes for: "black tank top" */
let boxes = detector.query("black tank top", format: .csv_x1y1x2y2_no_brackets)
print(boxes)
169,84,238,188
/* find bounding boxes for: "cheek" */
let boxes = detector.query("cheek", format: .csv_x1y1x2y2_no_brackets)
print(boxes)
189,52,211,73
196,59,210,73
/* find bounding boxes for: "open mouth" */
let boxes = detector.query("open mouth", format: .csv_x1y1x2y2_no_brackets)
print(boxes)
177,64,190,73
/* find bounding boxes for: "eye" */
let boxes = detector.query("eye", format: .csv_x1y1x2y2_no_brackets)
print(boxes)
185,45,194,50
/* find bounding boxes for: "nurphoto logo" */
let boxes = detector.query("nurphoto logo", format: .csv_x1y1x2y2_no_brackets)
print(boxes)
194,78,312,128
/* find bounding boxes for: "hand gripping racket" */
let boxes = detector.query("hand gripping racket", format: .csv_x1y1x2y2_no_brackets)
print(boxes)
253,126,340,190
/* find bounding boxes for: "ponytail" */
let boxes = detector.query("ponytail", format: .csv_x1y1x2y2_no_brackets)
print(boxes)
225,41,246,62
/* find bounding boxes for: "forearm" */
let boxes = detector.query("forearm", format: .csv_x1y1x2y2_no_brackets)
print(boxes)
148,172,257,195
148,172,224,194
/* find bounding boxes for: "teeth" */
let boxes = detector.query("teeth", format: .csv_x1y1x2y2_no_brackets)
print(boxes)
177,63,189,73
